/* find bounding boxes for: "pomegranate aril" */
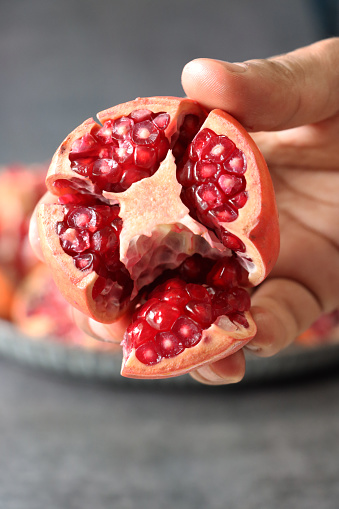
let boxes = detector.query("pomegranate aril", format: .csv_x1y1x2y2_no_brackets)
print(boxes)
231,191,248,209
96,121,116,144
220,230,246,252
66,206,107,232
206,257,239,289
189,128,214,161
172,316,202,348
195,183,225,213
172,139,187,161
69,134,100,160
209,204,238,223
92,159,122,183
71,158,94,177
134,297,160,319
229,312,249,328
156,331,184,358
176,160,195,187
127,319,156,349
58,193,97,206
91,227,118,253
157,137,170,161
120,168,149,189
59,228,90,254
218,174,245,197
73,252,99,272
212,290,233,318
162,288,190,307
153,112,170,130
164,278,186,291
111,117,134,139
227,288,251,312
135,341,161,365
180,114,201,141
185,283,211,302
132,121,159,146
178,254,214,284
146,302,181,331
129,109,154,122
224,149,247,175
134,146,157,169
112,140,133,164
201,135,235,163
194,161,220,182
185,300,213,327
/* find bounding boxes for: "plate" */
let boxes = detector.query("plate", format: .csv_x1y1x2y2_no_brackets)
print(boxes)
1,318,339,386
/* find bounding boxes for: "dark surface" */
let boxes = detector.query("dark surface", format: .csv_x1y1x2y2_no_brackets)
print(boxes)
1,1,339,508
1,357,339,509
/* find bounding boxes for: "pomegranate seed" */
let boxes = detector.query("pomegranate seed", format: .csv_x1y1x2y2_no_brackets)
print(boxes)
59,228,90,254
120,168,149,189
132,121,159,146
96,121,117,144
220,230,245,252
172,139,187,161
111,117,134,139
129,109,154,122
69,134,99,160
176,160,195,187
157,137,170,161
195,183,225,213
156,331,184,358
209,204,238,223
91,227,118,253
229,312,249,328
71,158,94,177
206,257,239,289
185,283,211,302
153,112,170,130
194,161,220,182
212,290,233,318
134,146,157,169
164,278,186,291
218,174,245,196
185,300,213,326
180,114,201,142
224,149,247,175
189,128,214,161
227,288,251,312
134,297,160,319
162,288,190,307
127,319,156,349
231,191,248,209
66,207,104,232
172,316,202,348
92,159,122,183
112,140,133,164
201,135,235,163
135,341,161,365
73,252,99,272
146,302,181,331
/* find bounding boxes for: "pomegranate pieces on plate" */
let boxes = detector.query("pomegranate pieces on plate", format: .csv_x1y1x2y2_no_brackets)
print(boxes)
37,96,280,378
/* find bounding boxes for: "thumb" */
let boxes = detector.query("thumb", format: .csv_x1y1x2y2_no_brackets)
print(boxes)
181,38,339,132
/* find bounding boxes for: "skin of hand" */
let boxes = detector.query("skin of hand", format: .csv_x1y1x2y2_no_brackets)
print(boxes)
30,38,339,385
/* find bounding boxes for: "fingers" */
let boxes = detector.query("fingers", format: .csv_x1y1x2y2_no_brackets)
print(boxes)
72,307,131,344
191,349,246,385
181,38,339,131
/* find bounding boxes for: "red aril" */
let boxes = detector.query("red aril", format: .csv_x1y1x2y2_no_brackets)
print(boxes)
37,96,279,379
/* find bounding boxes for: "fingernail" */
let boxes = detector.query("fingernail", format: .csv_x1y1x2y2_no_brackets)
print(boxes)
222,61,248,73
244,343,261,353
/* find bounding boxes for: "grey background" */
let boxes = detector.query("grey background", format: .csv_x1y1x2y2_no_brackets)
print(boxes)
1,1,339,508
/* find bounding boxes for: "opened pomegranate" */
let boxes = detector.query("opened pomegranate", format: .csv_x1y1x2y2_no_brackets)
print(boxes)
37,96,279,379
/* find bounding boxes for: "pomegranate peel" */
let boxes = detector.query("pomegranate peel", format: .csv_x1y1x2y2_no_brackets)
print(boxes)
37,96,279,379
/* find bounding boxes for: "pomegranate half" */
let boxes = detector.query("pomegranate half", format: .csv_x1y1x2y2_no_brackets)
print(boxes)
37,96,279,379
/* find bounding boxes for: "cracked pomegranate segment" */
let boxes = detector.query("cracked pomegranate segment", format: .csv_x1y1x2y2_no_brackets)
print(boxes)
37,96,279,379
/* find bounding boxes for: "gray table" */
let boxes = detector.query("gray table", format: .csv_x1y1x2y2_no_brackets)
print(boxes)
1,1,339,508
0,354,338,509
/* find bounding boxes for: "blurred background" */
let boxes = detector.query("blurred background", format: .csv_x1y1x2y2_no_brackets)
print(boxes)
1,1,339,509
1,0,338,165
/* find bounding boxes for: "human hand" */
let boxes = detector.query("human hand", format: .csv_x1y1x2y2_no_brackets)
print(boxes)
181,38,339,384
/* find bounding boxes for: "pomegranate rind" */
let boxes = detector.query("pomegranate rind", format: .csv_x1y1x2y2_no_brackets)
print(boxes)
121,310,256,379
37,204,127,323
202,110,280,285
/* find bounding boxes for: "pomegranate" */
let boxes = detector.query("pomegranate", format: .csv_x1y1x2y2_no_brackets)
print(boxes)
36,96,279,378
0,163,47,282
296,309,339,347
11,263,121,352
